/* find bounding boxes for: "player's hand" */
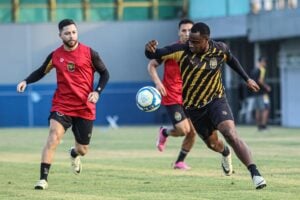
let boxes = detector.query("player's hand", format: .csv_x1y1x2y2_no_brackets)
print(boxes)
17,81,27,93
156,83,167,96
247,79,260,92
145,40,158,53
265,84,271,93
88,91,99,103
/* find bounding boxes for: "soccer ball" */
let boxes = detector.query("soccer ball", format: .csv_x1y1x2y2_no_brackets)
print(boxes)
136,86,161,112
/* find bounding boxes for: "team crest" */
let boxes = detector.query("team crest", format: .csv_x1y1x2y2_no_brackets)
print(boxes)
222,110,228,116
67,62,75,72
209,57,218,69
174,112,182,122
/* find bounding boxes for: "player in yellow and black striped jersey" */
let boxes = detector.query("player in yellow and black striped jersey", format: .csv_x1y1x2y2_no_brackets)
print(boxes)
145,22,267,189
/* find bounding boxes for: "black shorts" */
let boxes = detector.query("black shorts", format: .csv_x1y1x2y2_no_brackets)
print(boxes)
165,104,188,126
49,111,94,145
186,97,234,140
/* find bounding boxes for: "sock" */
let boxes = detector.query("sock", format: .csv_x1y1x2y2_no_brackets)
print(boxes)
175,149,189,163
40,163,51,181
162,128,169,137
247,164,261,177
70,148,79,158
221,145,230,157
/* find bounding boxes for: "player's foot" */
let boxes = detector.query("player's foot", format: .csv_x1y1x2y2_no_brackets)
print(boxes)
34,179,48,190
173,161,191,170
156,127,167,152
221,148,233,176
70,147,82,175
252,175,267,189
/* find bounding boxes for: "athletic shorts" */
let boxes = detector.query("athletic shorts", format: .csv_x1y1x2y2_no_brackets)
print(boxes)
49,111,94,145
185,97,234,140
165,104,188,126
254,94,270,110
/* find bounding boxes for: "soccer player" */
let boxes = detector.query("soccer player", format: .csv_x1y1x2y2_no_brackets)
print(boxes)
147,19,197,170
144,22,267,189
16,19,110,190
251,56,271,131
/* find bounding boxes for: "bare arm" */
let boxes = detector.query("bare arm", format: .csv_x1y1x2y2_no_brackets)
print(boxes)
147,59,167,96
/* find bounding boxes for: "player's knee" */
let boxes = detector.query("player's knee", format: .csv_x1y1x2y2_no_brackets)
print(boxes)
176,126,190,136
77,146,88,156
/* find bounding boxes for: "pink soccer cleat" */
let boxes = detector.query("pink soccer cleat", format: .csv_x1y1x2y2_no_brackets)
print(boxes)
156,127,167,152
173,161,191,170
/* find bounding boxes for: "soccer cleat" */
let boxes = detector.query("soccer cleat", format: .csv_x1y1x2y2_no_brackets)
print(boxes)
221,149,233,176
252,175,267,189
173,161,191,170
70,147,82,175
156,127,168,152
34,179,48,190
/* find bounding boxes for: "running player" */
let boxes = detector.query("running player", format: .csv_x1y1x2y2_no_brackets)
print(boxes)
17,19,110,190
147,19,196,170
144,22,266,189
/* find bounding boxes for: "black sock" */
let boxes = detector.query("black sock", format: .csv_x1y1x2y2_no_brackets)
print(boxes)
40,163,51,181
162,128,169,137
70,148,79,158
221,145,230,157
176,149,189,163
247,164,261,177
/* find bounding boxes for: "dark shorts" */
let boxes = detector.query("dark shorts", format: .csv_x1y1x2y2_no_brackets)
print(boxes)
165,104,188,126
49,111,94,145
186,97,234,140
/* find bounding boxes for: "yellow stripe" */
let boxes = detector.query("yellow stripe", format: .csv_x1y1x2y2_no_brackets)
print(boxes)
44,59,53,74
195,70,220,106
185,64,210,107
161,51,184,62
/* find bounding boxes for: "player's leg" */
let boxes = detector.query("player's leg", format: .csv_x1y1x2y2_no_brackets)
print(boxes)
173,118,196,170
35,112,71,190
186,105,232,175
156,104,188,151
70,117,94,174
214,98,266,189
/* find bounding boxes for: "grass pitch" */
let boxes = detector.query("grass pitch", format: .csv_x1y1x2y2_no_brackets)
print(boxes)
0,126,299,200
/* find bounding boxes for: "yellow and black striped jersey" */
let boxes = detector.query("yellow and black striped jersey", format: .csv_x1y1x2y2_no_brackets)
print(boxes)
145,40,248,109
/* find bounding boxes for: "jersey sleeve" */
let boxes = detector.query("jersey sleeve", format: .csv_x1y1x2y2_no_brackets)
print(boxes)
145,43,186,62
25,52,53,84
90,48,110,94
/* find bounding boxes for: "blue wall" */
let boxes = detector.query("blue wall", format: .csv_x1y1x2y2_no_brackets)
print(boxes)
0,82,169,127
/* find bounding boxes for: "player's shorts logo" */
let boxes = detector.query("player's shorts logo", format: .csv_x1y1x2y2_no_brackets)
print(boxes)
56,112,64,117
222,110,228,115
209,57,218,69
174,112,182,122
67,62,75,72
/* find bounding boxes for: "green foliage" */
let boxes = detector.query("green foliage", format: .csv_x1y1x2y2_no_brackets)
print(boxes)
0,126,300,200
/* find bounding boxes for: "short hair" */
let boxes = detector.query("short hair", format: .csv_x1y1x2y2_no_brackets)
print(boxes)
191,22,210,37
58,19,76,32
178,19,194,28
258,56,266,62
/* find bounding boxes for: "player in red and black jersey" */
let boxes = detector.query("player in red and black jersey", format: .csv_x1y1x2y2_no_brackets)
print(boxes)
17,19,109,190
147,19,196,170
145,22,266,189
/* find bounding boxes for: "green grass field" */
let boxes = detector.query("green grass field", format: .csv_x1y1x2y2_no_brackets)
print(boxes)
0,126,299,200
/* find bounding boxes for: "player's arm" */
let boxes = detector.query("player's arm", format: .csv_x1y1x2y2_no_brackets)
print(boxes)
147,59,167,96
221,42,260,92
88,49,110,103
227,55,260,92
17,52,53,93
145,40,185,62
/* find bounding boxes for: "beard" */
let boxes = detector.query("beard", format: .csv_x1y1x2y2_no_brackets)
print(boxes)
63,40,78,49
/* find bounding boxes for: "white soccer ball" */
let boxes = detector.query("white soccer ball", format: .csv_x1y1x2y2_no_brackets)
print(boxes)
136,86,161,112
